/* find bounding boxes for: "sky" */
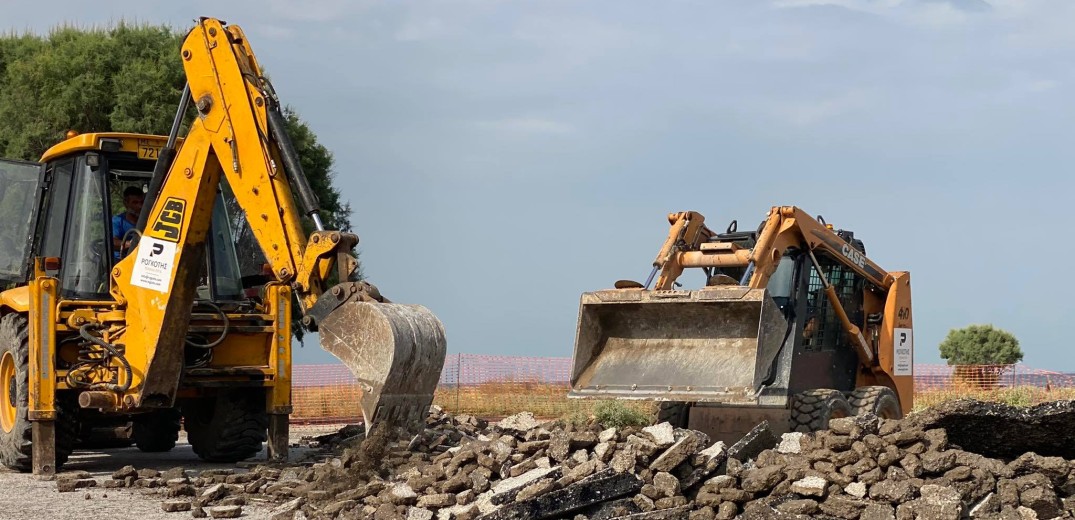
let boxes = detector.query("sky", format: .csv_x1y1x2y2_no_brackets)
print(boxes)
4,0,1075,370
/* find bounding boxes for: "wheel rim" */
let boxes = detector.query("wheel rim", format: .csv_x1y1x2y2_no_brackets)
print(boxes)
0,351,16,433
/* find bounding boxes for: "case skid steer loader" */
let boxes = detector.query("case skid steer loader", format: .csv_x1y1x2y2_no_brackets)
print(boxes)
0,17,446,476
569,207,913,443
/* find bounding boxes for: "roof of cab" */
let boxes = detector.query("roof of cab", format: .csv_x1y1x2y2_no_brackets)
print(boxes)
39,132,183,163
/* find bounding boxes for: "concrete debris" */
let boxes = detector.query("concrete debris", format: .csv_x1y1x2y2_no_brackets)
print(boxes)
776,432,804,455
110,400,1075,519
161,499,192,512
208,505,243,518
642,423,677,449
56,477,97,492
496,412,541,434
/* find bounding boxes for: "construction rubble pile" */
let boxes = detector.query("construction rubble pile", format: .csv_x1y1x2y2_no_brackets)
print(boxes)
54,400,1075,520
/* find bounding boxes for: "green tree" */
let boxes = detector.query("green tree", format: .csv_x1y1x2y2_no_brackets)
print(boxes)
939,324,1024,389
0,22,358,337
939,324,1024,365
0,23,350,229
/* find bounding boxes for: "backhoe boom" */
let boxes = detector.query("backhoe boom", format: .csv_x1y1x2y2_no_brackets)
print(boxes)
0,17,447,476
113,19,446,438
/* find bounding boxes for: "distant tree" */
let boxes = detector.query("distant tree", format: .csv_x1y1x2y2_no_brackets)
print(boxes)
0,22,358,340
939,324,1023,389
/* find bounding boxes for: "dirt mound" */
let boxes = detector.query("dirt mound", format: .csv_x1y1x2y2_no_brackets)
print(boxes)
904,398,1075,460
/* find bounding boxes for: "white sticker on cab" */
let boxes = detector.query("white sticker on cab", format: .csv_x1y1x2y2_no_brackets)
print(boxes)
130,237,177,293
893,327,913,376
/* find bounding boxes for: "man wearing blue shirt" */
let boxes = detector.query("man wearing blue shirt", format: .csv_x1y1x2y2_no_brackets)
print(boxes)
112,186,144,260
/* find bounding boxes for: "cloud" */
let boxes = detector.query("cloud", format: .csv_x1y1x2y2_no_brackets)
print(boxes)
473,117,575,135
769,89,876,127
265,0,379,23
903,2,977,25
772,0,990,24
395,17,447,41
251,23,295,41
1026,79,1059,92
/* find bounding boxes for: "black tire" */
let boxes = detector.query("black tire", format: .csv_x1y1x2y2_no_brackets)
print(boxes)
655,401,690,428
77,420,135,449
0,314,79,472
849,386,902,420
182,390,268,462
133,408,181,452
789,388,854,433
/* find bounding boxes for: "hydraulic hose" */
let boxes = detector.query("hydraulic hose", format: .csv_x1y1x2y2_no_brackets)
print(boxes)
185,300,230,348
135,83,191,240
265,104,323,230
260,77,324,230
78,324,132,393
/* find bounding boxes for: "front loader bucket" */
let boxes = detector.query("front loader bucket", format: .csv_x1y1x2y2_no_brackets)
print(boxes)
569,286,788,403
317,302,447,437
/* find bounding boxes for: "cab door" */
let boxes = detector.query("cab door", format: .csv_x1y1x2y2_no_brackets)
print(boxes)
31,153,112,299
0,158,44,290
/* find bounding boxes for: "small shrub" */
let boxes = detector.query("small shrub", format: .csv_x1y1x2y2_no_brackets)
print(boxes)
561,409,591,428
912,385,1075,412
996,387,1035,408
591,400,652,428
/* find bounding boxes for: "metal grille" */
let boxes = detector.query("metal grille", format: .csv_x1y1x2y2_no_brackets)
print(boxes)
805,254,863,352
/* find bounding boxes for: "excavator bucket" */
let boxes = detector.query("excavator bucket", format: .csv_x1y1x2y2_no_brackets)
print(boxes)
317,301,447,437
569,286,788,403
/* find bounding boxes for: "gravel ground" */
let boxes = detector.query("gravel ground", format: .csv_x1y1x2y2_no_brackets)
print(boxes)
0,427,338,520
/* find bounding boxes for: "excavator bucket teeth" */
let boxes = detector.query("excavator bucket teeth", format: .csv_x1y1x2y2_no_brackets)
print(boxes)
569,286,788,403
317,302,447,438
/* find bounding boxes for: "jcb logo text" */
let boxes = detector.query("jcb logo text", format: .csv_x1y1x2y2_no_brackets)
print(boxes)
150,198,186,243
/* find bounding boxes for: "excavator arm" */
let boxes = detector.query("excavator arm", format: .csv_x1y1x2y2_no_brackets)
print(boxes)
109,18,446,436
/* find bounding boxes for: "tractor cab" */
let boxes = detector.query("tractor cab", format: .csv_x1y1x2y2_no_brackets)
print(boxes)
0,132,254,303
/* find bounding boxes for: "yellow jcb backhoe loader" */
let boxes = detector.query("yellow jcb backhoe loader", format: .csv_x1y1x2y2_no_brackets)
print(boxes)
569,207,913,442
0,17,446,476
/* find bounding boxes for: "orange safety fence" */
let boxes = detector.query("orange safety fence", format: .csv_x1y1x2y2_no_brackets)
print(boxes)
912,363,1075,411
288,356,1075,432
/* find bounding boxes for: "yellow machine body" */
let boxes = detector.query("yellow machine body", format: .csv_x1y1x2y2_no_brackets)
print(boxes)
570,207,913,442
0,18,446,476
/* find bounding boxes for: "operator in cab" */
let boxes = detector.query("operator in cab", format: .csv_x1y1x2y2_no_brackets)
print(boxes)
112,186,144,260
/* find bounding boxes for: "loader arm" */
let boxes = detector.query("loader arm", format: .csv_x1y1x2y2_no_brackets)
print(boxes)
107,18,445,434
743,207,889,365
653,206,890,365
651,212,717,290
744,207,888,291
